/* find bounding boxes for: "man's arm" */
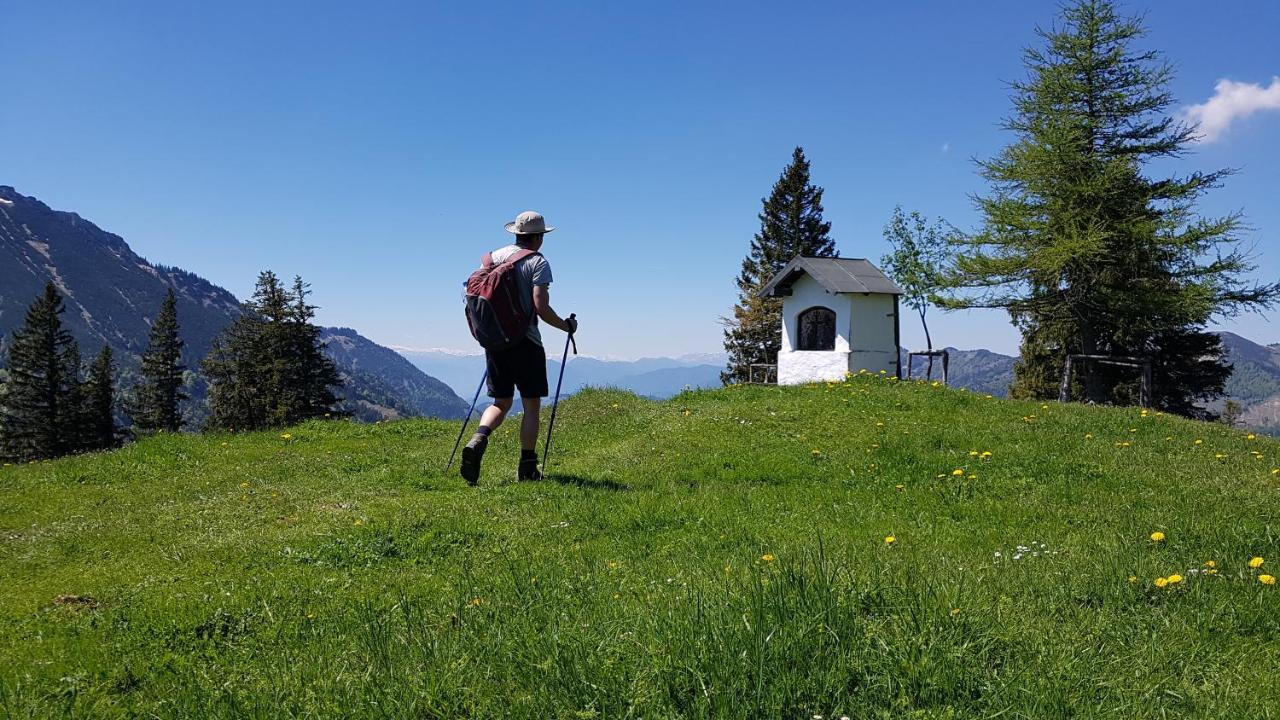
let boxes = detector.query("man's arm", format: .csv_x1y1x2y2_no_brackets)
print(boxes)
533,285,576,333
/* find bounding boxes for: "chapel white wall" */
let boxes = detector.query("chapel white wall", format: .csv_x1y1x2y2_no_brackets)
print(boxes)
777,274,850,385
847,293,899,376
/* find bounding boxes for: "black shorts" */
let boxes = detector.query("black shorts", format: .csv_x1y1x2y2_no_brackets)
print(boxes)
485,338,549,399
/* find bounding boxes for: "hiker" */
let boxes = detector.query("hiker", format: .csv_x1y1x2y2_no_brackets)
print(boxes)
460,211,577,484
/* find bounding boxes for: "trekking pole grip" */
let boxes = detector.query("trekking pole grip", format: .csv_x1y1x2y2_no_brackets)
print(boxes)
567,313,577,355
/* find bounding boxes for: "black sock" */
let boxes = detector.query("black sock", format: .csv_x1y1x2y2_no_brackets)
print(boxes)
520,449,537,463
475,425,492,438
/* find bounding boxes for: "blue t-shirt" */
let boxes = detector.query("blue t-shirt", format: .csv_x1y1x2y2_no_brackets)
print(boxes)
488,244,553,346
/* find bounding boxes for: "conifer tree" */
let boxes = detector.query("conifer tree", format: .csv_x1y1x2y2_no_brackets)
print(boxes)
284,276,341,424
204,272,342,431
61,344,87,453
0,283,82,460
723,147,836,383
82,346,118,451
134,288,187,433
942,0,1278,414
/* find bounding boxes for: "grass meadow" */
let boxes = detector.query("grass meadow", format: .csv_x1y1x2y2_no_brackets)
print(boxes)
1,376,1278,718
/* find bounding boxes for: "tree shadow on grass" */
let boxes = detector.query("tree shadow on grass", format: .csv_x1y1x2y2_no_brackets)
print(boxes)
547,473,631,492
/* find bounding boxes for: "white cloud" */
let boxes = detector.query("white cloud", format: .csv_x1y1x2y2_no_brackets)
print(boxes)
1181,76,1280,143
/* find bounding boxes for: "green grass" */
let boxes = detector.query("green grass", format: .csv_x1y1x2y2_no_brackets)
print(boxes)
2,376,1278,719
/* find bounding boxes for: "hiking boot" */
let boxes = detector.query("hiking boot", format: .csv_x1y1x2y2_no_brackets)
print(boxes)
460,435,488,486
518,457,542,481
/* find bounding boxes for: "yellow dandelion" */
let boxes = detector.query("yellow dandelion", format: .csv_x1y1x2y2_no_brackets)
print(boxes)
1214,453,1227,459
1194,439,1203,445
1150,531,1166,543
875,422,884,427
895,484,905,491
354,518,365,526
468,597,484,607
280,433,293,440
239,481,250,488
951,468,965,476
682,410,691,417
980,451,993,459
950,608,961,616
1249,556,1264,569
968,450,980,457
1204,560,1216,568
1167,574,1184,585
1085,433,1094,439
1248,434,1257,440
884,535,896,545
1261,575,1276,586
1128,576,1138,583
760,553,776,562
1154,577,1169,588
306,612,315,619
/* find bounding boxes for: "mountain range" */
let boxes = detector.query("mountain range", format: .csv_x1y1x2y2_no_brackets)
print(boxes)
0,186,466,423
396,349,727,402
4,184,1274,433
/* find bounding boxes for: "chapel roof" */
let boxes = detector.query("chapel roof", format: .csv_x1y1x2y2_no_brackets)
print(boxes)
758,255,904,298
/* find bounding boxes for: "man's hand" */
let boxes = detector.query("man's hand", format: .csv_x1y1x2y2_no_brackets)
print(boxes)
565,315,578,334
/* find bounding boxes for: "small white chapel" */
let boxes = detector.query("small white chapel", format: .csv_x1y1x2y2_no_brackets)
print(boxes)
758,256,904,384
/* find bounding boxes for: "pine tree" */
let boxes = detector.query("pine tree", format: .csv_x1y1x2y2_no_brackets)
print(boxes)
0,283,82,460
723,147,837,383
61,344,87,453
942,0,1278,415
82,346,118,451
204,272,342,431
283,276,341,424
134,288,187,433
204,311,270,431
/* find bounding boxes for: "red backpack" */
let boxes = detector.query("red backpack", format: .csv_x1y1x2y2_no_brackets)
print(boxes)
464,249,539,350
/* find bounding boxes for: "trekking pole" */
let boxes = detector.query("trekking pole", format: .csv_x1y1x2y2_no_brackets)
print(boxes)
541,314,577,477
445,369,488,473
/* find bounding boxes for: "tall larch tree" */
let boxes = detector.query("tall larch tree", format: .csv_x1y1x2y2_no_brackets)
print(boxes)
723,147,837,383
941,0,1278,415
134,288,187,433
0,283,82,460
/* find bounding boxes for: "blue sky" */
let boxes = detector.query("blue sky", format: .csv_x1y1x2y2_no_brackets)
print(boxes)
3,1,1278,358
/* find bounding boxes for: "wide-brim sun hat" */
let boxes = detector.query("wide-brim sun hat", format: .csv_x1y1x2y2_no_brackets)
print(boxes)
505,210,556,235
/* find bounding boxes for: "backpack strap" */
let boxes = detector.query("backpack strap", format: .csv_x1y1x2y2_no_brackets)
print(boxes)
481,252,494,268
508,248,540,265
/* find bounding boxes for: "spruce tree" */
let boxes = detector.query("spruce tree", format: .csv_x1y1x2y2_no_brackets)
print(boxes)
61,344,87,453
723,147,837,383
82,346,118,451
0,283,82,460
284,276,341,424
942,0,1278,415
204,272,342,431
135,288,187,433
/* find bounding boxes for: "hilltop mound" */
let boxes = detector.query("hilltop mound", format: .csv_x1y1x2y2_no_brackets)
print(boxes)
1,378,1277,718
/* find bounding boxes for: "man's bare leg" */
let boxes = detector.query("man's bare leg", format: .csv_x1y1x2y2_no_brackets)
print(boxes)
519,397,542,480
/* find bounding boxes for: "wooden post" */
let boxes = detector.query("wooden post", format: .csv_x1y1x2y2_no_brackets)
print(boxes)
1140,362,1153,408
1059,355,1073,403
